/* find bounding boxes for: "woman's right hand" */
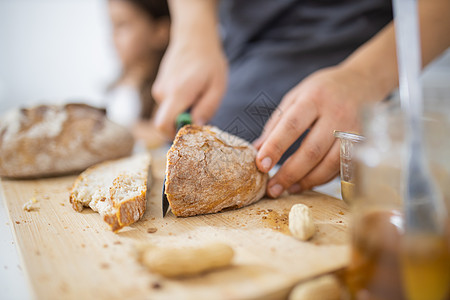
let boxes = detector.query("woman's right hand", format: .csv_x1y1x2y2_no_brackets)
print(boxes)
152,0,227,137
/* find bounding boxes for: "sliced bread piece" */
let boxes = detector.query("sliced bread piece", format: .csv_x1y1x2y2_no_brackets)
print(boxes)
165,125,268,217
70,153,152,232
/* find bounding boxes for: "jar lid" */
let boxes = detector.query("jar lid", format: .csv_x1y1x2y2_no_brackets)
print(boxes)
333,130,365,143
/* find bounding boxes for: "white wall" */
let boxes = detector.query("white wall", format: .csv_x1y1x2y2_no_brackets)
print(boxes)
0,0,448,116
0,0,119,114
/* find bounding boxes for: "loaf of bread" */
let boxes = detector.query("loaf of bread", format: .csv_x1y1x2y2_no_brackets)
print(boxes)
70,153,152,232
165,125,268,217
0,103,134,178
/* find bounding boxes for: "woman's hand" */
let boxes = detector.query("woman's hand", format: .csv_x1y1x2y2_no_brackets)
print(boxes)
254,65,373,198
152,38,227,136
152,0,227,137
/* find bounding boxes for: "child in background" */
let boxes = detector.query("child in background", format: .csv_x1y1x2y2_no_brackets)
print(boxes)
107,0,170,147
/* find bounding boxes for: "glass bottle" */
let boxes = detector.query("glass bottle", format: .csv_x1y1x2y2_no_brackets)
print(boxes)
344,103,450,300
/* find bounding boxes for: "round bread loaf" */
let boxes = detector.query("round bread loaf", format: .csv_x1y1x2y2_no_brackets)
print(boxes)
165,125,268,217
0,103,134,178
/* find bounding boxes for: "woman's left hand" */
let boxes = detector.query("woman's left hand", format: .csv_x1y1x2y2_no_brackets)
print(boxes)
253,65,372,198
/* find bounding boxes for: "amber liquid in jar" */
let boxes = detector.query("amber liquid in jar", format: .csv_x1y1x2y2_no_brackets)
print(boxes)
345,210,407,300
345,210,450,300
341,180,355,204
401,233,450,300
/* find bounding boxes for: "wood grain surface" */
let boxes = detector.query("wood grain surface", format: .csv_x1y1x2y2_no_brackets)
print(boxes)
1,150,351,300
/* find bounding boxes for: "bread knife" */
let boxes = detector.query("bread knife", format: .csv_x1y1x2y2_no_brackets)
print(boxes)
162,111,192,217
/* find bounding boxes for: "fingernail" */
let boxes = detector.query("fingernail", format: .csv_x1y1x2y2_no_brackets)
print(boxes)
261,157,272,172
269,184,283,198
288,183,302,194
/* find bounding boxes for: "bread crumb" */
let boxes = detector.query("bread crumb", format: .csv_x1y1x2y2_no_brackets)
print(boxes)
147,228,157,234
60,282,69,293
113,241,122,245
15,221,20,224
338,211,344,215
103,244,108,248
81,244,86,248
60,203,65,206
22,197,40,212
100,263,109,269
150,282,162,290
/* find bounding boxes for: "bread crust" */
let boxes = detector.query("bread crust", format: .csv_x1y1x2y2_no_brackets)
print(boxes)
0,103,134,178
165,125,268,217
69,153,152,232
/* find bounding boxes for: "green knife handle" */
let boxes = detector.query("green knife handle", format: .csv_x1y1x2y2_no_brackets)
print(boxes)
176,112,192,130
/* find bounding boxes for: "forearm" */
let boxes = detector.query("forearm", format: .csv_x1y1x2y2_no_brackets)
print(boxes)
340,0,450,103
417,0,450,66
168,0,221,46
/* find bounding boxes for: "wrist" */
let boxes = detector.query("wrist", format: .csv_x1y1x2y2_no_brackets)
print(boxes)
337,62,391,104
339,24,398,103
169,0,220,45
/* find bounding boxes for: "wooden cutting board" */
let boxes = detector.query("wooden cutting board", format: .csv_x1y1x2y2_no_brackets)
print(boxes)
1,150,351,300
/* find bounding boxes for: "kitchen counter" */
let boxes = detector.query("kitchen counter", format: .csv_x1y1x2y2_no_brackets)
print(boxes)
1,50,448,300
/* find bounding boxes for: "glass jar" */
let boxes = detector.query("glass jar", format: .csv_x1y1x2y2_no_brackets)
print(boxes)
344,103,450,300
334,131,365,205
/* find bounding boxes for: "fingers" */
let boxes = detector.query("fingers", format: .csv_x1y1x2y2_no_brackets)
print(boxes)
266,119,336,198
288,141,340,193
152,55,226,136
253,91,296,150
191,74,226,126
151,78,165,105
153,95,186,137
153,81,199,137
151,56,170,105
255,98,317,173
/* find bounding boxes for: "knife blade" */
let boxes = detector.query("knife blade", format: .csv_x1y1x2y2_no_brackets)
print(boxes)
162,111,192,217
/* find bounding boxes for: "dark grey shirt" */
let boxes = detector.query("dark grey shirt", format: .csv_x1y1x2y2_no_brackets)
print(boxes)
210,0,392,161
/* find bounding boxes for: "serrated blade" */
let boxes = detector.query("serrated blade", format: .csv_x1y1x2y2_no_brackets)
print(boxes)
162,178,170,217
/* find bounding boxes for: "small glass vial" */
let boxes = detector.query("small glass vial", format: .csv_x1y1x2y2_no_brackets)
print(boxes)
334,131,365,205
